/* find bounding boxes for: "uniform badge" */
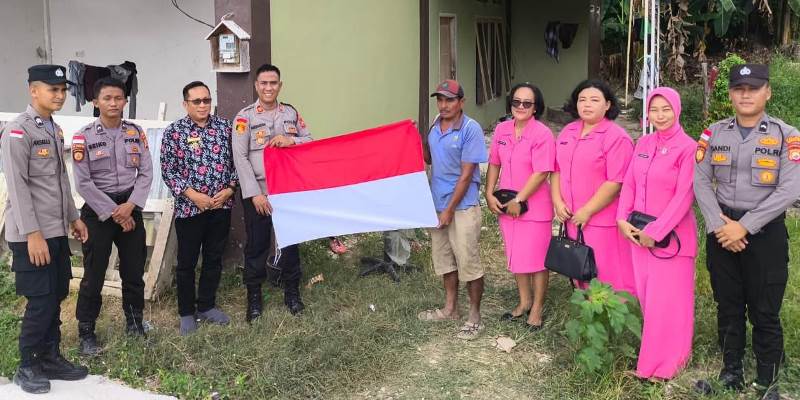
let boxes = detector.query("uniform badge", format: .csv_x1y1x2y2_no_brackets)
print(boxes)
36,148,49,157
96,150,106,158
284,121,298,135
139,130,149,150
711,152,728,163
57,128,64,138
95,124,104,134
759,136,779,146
131,155,139,166
298,114,306,129
256,130,267,145
235,117,248,134
131,145,140,153
759,170,775,184
34,116,44,128
9,129,24,139
256,105,264,113
789,148,800,162
756,158,777,168
72,135,85,162
696,129,712,163
126,128,137,136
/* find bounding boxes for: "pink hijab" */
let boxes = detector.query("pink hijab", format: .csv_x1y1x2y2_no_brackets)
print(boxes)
646,87,684,138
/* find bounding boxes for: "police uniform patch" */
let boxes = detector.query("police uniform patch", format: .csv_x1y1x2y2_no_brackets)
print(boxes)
756,158,777,168
126,128,137,136
72,135,85,162
759,170,776,184
789,146,800,163
36,148,49,157
696,129,712,163
57,128,64,138
138,129,149,150
759,136,779,146
9,129,24,139
256,105,264,113
131,145,139,153
711,152,727,163
131,155,139,166
298,115,306,129
255,130,267,145
284,121,298,135
34,116,44,128
235,118,248,134
95,150,107,158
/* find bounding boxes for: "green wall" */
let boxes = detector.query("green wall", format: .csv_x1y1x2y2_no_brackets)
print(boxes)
429,0,507,130
271,0,419,138
510,0,589,112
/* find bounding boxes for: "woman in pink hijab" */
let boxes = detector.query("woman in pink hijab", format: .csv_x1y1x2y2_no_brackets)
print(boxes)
617,86,698,380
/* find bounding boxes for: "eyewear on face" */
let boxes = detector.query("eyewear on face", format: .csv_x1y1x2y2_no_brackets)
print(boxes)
187,98,212,105
511,99,534,109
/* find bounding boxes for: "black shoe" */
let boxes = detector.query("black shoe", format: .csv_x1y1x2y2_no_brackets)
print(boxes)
41,351,88,381
123,309,147,337
13,365,50,394
286,298,305,315
246,285,263,323
694,368,745,395
753,383,780,400
500,311,528,322
78,321,102,356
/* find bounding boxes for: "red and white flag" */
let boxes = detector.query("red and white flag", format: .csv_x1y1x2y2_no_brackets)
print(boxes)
264,120,438,248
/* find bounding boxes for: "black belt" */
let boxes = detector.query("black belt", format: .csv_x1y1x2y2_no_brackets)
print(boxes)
720,204,785,225
104,187,135,205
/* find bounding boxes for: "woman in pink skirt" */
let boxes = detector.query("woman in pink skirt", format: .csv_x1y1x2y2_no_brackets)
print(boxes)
617,86,697,380
551,80,636,295
486,83,555,330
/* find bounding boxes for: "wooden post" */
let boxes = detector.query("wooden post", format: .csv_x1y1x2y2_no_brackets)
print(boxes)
702,62,709,121
214,0,271,265
157,102,167,121
419,0,430,131
588,0,602,79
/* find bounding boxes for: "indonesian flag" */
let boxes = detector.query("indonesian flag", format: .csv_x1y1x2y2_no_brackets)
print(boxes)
264,120,438,248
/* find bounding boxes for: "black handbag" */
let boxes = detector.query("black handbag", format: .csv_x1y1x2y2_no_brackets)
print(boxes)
626,211,681,259
492,189,528,215
544,224,597,283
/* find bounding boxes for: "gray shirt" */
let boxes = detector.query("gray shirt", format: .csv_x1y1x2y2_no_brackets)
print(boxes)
0,105,80,242
72,119,153,221
231,101,312,199
694,114,800,234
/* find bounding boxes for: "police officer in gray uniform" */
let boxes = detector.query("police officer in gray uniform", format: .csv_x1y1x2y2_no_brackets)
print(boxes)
72,77,153,355
694,64,800,400
232,63,311,321
1,65,89,394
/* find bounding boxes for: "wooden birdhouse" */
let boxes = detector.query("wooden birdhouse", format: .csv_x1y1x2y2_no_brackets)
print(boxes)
205,18,251,73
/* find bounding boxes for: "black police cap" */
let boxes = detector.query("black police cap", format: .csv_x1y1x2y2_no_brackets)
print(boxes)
28,64,74,85
728,64,769,88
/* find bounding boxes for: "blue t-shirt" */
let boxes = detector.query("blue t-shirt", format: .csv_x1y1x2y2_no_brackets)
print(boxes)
428,113,487,212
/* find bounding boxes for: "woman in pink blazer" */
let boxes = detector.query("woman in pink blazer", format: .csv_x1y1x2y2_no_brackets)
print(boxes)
486,83,556,330
616,87,698,380
551,80,636,295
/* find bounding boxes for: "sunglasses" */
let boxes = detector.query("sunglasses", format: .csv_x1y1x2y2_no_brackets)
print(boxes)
511,99,535,109
186,98,212,105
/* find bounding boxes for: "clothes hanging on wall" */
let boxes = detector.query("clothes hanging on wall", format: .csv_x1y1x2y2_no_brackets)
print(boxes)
68,60,138,118
544,22,579,62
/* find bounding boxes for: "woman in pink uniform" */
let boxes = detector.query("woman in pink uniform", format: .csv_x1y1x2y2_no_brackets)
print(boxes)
617,87,697,380
551,80,635,295
486,83,555,330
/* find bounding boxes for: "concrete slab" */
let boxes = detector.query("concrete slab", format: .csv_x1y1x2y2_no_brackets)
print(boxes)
0,375,175,399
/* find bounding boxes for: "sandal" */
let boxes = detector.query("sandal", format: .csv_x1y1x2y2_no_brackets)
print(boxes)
417,308,459,321
455,322,484,340
500,310,529,322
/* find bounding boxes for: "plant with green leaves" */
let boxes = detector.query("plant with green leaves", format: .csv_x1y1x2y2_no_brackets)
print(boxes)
708,53,747,124
564,279,642,374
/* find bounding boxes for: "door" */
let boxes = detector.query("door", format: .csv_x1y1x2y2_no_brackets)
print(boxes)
439,15,457,81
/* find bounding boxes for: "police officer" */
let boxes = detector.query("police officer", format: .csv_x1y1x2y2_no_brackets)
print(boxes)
694,64,800,400
1,65,90,393
72,77,153,355
232,63,310,322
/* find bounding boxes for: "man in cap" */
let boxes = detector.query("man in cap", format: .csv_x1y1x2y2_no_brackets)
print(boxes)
72,77,153,355
417,79,488,340
694,64,800,400
231,63,311,322
1,65,89,393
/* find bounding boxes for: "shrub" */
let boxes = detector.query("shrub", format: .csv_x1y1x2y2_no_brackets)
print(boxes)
767,55,800,128
564,279,642,373
708,53,747,124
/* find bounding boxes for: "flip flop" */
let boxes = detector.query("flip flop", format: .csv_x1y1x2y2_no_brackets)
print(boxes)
417,308,459,321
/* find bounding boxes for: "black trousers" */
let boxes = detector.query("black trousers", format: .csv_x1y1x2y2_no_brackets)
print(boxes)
241,197,301,297
706,212,788,379
75,203,146,323
174,209,231,316
9,237,71,367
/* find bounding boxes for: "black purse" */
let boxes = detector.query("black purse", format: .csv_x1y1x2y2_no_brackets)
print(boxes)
544,224,597,283
626,211,681,259
492,189,528,215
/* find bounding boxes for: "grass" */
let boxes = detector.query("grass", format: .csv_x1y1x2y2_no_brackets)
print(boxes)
0,213,798,399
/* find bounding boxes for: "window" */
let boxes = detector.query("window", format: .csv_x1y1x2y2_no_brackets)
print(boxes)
439,15,457,81
475,18,509,105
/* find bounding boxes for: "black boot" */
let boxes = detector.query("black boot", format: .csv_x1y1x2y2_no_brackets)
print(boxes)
284,280,304,316
13,351,50,394
694,364,745,395
246,285,263,323
124,309,146,337
754,362,781,400
78,321,102,356
40,343,88,381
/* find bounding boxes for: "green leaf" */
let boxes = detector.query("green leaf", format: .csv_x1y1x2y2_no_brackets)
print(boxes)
565,320,582,343
719,0,735,13
620,343,637,358
790,0,800,15
713,8,734,37
625,313,643,339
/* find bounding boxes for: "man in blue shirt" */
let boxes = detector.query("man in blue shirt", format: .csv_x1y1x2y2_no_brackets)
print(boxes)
418,80,488,340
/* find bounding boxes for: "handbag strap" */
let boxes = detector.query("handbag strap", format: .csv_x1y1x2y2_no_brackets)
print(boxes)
648,231,682,259
576,226,586,244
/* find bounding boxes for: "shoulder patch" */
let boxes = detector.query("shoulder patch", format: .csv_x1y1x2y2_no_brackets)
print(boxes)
235,117,248,134
696,128,712,163
9,129,25,139
72,135,86,162
788,136,800,163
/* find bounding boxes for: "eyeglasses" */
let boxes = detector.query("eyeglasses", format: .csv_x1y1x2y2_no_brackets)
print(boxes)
511,99,534,109
186,98,212,105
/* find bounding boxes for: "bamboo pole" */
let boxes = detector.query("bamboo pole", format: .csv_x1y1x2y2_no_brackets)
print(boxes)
624,0,635,107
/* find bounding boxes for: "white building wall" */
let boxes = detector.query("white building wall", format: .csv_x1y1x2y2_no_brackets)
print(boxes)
1,0,217,121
